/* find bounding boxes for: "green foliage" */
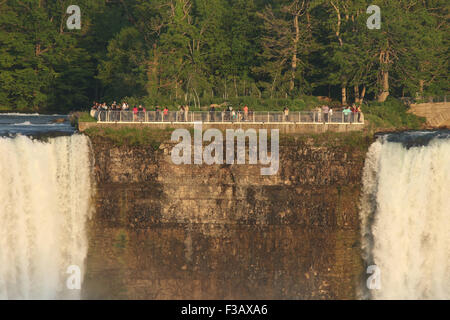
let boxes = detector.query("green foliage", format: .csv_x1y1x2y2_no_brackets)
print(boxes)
84,126,174,148
362,98,426,130
0,0,448,113
77,112,97,123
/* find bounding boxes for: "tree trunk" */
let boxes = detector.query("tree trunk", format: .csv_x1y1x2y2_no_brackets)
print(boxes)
146,44,159,97
290,14,300,92
224,79,228,100
377,50,390,102
377,70,389,102
341,86,347,106
360,85,366,104
419,79,424,98
354,85,360,104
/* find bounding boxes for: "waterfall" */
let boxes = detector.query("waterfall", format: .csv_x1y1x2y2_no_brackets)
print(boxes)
0,134,94,299
360,132,450,299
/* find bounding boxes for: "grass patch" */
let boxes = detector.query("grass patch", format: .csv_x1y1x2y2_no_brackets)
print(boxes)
77,111,97,122
362,97,426,131
280,131,373,153
84,126,174,149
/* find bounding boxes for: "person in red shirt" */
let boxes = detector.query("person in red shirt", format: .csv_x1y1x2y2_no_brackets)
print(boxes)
163,107,169,122
133,106,138,121
243,105,249,121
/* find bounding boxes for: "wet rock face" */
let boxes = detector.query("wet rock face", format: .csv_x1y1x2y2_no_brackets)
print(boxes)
84,136,367,299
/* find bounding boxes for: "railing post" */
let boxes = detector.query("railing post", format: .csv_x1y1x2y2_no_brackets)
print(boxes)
267,112,269,123
341,112,344,124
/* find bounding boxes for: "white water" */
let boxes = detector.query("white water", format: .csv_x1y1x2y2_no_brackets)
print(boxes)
360,134,450,299
0,134,93,299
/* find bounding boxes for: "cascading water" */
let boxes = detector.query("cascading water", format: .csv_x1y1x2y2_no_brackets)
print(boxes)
0,134,93,299
360,131,450,299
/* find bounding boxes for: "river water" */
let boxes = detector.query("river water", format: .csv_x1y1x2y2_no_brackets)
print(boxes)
0,114,448,299
0,113,75,136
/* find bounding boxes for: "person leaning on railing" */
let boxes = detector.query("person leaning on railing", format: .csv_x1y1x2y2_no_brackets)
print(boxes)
283,106,289,122
244,105,249,121
322,105,329,123
209,105,216,122
356,104,362,122
343,106,352,123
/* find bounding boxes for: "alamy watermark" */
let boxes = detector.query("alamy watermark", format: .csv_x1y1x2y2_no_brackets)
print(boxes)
367,5,381,30
65,4,380,32
170,123,279,176
66,5,81,30
366,265,381,290
66,265,81,290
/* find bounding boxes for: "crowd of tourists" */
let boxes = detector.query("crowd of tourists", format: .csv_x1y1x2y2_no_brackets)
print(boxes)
316,103,362,123
90,101,362,123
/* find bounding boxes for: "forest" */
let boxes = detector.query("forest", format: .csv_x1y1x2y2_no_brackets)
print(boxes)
0,0,448,113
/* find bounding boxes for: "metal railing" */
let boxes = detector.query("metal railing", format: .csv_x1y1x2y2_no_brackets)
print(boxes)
93,110,364,124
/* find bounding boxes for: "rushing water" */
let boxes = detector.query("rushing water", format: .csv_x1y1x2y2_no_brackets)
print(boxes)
0,114,75,136
360,131,450,299
0,115,92,299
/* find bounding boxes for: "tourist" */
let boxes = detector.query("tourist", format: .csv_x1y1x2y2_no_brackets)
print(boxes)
322,105,329,123
243,105,249,121
316,105,322,122
351,103,357,123
329,107,333,123
163,106,169,122
184,104,189,122
179,105,185,122
283,106,289,122
133,106,138,121
138,105,144,121
343,106,351,123
155,106,161,121
209,105,216,122
357,104,362,122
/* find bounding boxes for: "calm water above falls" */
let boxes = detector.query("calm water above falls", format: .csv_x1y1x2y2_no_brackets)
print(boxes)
0,114,75,136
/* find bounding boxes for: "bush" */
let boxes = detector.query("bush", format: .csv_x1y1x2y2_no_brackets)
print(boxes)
362,97,426,130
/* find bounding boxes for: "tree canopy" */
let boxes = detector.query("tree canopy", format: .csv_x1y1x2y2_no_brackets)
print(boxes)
0,0,448,112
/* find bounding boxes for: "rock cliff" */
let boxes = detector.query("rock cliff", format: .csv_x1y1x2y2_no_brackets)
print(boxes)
83,134,371,299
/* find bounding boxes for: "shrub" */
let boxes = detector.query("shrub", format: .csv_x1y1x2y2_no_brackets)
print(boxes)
362,97,426,130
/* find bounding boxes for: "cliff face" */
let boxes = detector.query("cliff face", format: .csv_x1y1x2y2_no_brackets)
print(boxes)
83,135,369,299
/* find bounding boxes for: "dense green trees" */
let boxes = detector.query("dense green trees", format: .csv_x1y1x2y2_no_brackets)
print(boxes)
0,0,448,112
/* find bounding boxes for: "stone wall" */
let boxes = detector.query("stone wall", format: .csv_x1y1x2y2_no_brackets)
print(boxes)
82,135,370,299
78,121,365,134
